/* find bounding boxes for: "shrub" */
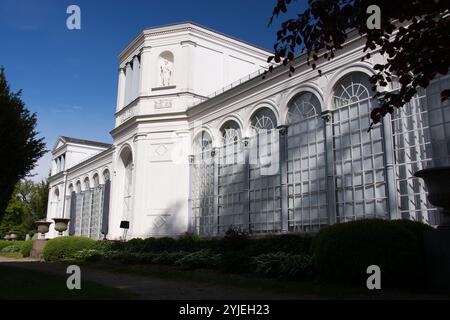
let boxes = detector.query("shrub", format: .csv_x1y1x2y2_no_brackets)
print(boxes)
43,236,97,262
221,226,249,252
247,234,313,256
312,219,424,288
390,219,432,243
0,240,24,251
279,254,314,280
252,252,290,277
117,252,158,264
175,249,222,270
72,249,104,262
152,251,187,265
21,239,33,257
1,245,21,253
219,251,252,274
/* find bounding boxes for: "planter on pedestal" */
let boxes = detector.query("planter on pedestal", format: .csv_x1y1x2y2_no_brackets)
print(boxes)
52,218,70,236
414,166,450,290
35,220,52,239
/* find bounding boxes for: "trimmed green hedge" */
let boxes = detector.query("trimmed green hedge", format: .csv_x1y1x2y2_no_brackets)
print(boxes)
0,240,24,251
312,219,427,288
43,237,97,262
20,240,33,257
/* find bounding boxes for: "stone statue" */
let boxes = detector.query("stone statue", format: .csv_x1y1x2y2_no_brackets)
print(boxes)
160,59,173,86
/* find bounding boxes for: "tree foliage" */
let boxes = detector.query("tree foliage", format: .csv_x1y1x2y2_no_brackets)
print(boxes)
268,0,449,128
0,67,46,219
0,179,49,239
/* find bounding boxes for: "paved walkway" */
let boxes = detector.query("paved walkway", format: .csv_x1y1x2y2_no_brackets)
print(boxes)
0,256,306,300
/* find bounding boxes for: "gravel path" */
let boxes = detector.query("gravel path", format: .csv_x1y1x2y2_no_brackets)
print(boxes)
0,256,305,300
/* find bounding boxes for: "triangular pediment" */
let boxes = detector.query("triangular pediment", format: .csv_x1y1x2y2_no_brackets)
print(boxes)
52,137,67,153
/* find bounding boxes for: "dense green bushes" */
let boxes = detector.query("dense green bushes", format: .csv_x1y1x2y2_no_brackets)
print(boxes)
252,252,313,280
20,239,33,257
0,240,24,251
1,245,21,253
37,219,431,288
43,236,97,262
312,219,428,288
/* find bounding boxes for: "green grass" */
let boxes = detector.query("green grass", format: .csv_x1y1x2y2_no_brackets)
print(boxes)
0,265,133,300
88,262,450,299
0,252,23,259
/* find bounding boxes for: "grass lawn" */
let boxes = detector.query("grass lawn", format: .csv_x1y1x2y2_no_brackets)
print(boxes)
0,252,23,259
88,262,450,299
0,265,133,300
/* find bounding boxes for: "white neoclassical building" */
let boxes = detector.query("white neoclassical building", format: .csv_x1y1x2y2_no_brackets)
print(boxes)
45,22,450,240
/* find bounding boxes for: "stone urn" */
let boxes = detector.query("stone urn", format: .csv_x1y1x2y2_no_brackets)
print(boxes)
52,218,71,236
415,166,450,228
9,231,18,240
35,220,52,239
3,233,11,241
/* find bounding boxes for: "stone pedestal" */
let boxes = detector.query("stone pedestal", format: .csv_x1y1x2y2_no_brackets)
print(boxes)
424,229,450,290
30,239,48,261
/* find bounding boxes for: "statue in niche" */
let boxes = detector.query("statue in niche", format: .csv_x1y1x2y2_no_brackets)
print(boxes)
159,59,173,87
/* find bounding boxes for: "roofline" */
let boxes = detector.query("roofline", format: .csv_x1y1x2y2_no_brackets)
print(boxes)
118,21,273,61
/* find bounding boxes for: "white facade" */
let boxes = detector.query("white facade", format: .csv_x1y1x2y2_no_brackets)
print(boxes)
46,22,450,239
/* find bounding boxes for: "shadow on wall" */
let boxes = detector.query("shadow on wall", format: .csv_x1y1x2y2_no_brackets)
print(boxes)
143,200,185,237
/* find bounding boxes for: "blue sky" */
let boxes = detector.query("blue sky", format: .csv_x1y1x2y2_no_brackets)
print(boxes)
0,0,301,181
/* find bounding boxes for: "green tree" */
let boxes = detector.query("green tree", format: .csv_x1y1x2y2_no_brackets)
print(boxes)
0,67,46,219
268,0,449,128
0,179,48,239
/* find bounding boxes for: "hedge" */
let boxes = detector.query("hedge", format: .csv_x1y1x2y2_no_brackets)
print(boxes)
20,240,34,257
43,236,97,262
0,240,24,251
311,219,426,288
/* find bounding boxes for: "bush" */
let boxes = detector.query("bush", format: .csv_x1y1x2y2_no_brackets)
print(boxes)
0,240,24,251
72,249,105,262
247,234,312,256
21,239,33,257
279,254,314,280
219,251,252,274
152,251,187,265
175,249,222,270
1,245,21,253
252,252,313,280
312,219,424,288
43,236,97,262
390,219,432,243
252,252,290,277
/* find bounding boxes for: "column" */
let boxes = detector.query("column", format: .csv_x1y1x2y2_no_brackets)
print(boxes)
322,110,337,225
116,67,126,112
242,137,250,232
188,154,195,233
124,62,133,106
180,41,196,92
278,125,289,232
212,148,219,235
382,114,399,220
139,47,151,96
131,55,141,101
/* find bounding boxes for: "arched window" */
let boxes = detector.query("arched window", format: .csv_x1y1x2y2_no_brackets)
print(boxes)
193,131,213,155
331,72,387,221
333,72,373,110
220,120,241,145
287,92,321,124
93,174,100,188
75,181,82,193
250,107,277,133
103,169,110,182
120,147,133,221
286,92,327,231
84,178,90,191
